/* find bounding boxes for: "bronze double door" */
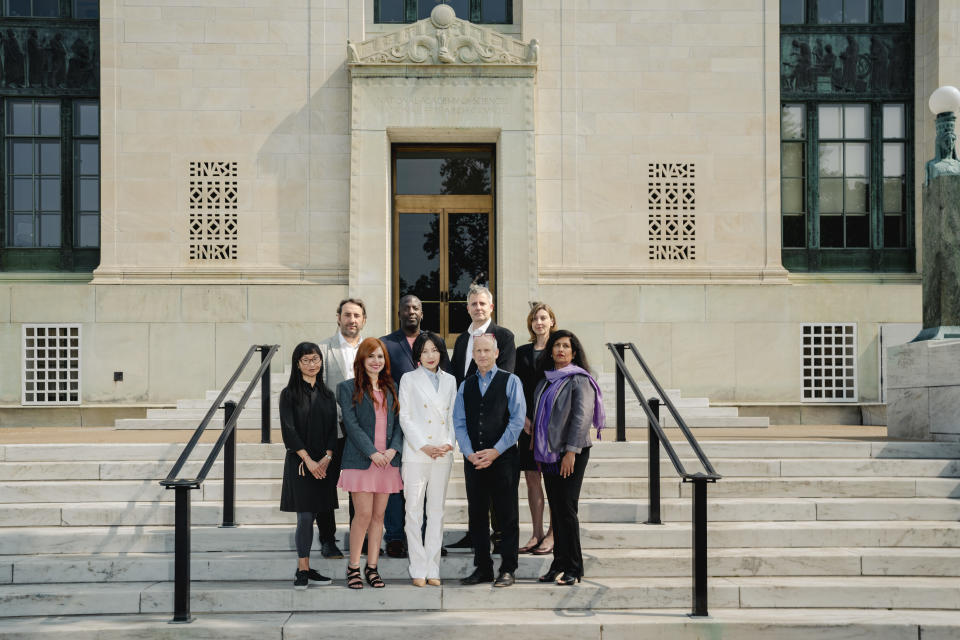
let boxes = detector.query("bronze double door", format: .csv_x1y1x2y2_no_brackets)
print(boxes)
392,146,494,343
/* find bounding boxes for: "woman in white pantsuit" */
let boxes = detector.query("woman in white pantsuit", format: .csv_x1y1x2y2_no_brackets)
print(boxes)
397,330,457,587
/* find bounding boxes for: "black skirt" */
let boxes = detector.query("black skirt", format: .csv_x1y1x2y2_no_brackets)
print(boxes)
280,450,341,513
517,429,539,472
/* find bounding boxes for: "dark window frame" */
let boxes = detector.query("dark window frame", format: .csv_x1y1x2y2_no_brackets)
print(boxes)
375,0,513,24
0,97,99,271
780,0,915,272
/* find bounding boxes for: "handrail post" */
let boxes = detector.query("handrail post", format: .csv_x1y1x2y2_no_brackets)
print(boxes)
170,485,194,624
646,398,662,525
259,345,271,443
614,343,626,442
221,401,237,528
690,475,709,617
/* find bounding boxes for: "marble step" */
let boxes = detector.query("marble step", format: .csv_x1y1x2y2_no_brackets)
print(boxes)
6,456,958,483
4,576,960,617
5,440,958,462
9,495,959,528
156,399,722,419
116,414,769,430
9,475,949,504
7,547,960,585
2,609,960,640
3,475,957,505
2,521,957,555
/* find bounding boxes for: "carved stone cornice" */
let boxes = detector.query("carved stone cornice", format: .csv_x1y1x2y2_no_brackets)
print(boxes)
348,4,537,69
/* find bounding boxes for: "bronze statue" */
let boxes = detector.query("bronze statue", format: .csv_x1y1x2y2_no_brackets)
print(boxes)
924,113,960,185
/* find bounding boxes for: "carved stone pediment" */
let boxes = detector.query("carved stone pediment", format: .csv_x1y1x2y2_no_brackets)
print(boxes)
348,4,537,66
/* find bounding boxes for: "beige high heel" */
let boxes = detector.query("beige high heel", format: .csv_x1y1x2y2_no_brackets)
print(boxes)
426,578,442,586
412,578,427,587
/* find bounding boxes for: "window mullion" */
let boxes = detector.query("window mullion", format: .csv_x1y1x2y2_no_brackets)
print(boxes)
59,98,71,268
870,100,882,250
808,102,820,251
405,0,416,23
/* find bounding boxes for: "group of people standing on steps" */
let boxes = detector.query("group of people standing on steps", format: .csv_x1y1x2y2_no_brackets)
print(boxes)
278,284,605,590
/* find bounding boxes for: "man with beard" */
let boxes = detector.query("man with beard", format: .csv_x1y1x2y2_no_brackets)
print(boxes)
316,298,367,559
380,295,450,557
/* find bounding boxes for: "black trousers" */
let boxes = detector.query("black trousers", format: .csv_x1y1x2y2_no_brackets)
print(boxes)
543,446,590,578
463,447,519,574
315,436,346,543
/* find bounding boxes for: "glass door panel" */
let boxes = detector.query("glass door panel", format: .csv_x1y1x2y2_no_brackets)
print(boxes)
397,211,442,335
447,211,491,336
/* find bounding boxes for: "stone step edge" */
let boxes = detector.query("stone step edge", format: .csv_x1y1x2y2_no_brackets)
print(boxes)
0,608,958,640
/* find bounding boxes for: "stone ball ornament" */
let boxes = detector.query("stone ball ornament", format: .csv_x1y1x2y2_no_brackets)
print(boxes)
431,3,457,28
929,85,960,115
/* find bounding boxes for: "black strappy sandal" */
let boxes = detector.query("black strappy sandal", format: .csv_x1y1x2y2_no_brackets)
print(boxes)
346,564,363,589
364,564,385,588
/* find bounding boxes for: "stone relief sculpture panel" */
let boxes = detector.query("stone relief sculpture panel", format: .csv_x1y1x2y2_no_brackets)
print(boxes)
780,33,910,96
0,25,97,93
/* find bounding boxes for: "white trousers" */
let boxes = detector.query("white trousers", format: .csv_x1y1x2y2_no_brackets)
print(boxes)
401,459,453,579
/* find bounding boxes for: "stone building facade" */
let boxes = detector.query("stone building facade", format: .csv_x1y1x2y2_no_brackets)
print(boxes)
0,1,951,421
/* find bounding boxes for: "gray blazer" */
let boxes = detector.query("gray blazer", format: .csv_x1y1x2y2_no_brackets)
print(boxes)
317,332,359,437
337,379,403,470
531,374,595,455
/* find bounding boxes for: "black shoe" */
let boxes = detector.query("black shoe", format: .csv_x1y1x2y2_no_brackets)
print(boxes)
459,568,494,585
386,540,407,558
305,568,332,585
493,571,515,587
555,573,581,586
321,541,344,559
441,546,448,557
538,569,562,583
294,569,309,590
446,533,473,549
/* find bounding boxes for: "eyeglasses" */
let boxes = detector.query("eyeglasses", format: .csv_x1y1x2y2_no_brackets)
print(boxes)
299,356,322,366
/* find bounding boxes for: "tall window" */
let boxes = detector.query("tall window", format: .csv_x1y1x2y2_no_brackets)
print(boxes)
6,99,59,248
0,9,99,271
376,0,512,24
780,0,913,272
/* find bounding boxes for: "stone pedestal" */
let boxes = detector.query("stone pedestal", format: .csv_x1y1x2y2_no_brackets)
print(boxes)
886,339,960,441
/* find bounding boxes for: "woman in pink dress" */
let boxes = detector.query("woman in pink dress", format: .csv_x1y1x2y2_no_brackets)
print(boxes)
337,337,403,589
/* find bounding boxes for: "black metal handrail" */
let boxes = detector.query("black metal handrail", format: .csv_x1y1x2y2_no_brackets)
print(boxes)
606,341,722,617
159,343,280,624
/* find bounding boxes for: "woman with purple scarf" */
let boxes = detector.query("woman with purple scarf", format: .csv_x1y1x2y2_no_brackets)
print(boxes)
530,330,604,586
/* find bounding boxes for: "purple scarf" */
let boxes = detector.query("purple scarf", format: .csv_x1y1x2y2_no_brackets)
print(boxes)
533,365,606,472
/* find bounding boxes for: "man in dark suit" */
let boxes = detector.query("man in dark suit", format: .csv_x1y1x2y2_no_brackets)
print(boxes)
447,283,516,551
451,284,516,386
380,294,450,558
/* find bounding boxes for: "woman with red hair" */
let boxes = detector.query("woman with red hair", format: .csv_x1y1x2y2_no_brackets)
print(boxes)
337,337,403,589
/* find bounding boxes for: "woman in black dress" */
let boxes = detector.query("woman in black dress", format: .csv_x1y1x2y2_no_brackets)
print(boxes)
280,341,340,589
515,302,557,555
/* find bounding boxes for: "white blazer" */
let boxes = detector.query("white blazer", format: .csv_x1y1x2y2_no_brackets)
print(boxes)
398,366,457,464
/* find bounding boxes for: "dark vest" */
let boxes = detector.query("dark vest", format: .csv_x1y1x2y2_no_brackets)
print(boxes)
463,370,514,452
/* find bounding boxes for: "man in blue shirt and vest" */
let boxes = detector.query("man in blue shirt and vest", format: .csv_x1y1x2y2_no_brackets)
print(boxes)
453,333,525,587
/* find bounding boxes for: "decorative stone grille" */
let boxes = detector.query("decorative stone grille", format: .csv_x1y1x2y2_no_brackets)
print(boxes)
22,324,81,405
801,323,858,402
188,161,238,260
648,163,696,260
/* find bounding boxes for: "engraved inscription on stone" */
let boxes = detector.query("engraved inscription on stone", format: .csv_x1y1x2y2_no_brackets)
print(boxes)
188,161,238,261
648,163,696,260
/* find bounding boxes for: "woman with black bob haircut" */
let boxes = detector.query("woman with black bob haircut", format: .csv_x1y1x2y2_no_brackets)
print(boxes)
531,329,605,585
279,341,340,589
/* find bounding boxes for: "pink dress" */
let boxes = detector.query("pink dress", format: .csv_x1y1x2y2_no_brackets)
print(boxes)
337,390,404,493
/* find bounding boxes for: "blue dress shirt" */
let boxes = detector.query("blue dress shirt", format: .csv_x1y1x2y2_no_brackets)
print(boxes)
453,365,526,457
